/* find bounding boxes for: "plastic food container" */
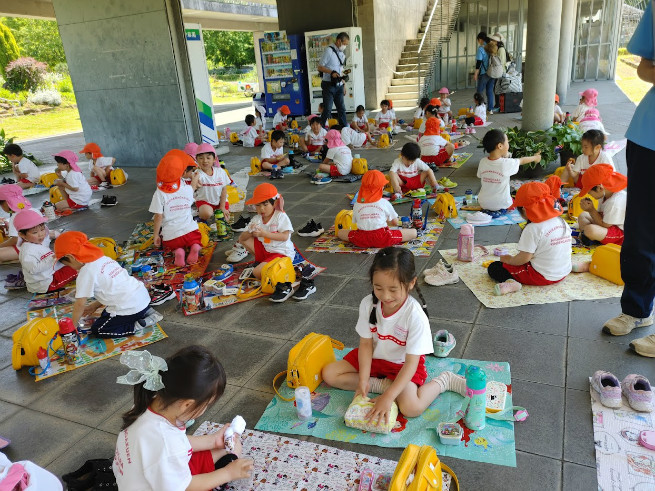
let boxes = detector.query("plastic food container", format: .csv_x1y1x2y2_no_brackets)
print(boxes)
438,422,463,445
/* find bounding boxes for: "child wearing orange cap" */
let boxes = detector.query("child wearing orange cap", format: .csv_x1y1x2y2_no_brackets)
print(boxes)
553,94,564,124
417,105,444,138
53,150,93,211
273,105,291,130
577,163,627,246
488,178,571,295
192,143,230,223
389,143,439,200
338,170,417,248
80,142,116,186
55,231,154,337
418,119,454,167
375,100,396,130
149,149,202,267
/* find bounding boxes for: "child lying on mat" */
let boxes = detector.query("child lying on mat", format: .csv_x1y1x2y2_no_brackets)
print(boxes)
388,143,439,201
323,247,466,421
487,178,572,295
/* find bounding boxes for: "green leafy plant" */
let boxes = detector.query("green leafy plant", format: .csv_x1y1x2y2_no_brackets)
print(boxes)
0,128,44,173
546,122,583,156
504,126,557,169
0,22,19,71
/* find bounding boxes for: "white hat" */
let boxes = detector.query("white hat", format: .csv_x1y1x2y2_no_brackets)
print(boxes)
490,33,504,43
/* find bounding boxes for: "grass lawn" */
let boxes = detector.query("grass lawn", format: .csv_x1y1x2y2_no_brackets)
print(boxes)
1,106,82,142
615,55,651,105
212,93,254,104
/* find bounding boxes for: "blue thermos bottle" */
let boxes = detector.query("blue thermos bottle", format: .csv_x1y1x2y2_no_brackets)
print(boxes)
464,365,487,430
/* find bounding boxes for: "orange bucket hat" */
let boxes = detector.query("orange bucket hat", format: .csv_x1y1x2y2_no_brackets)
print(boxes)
513,182,563,223
544,175,562,200
429,97,442,107
279,105,290,115
579,163,627,198
156,149,196,193
80,143,102,159
424,118,441,136
54,231,104,262
357,170,388,204
245,183,284,211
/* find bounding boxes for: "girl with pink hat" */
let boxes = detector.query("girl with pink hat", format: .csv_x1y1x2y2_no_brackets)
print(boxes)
53,150,93,211
572,88,598,122
318,129,353,179
579,108,609,136
0,183,32,263
191,143,230,222
437,87,453,120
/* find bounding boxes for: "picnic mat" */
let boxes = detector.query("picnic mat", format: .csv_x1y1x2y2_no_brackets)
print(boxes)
194,421,455,490
447,197,526,229
48,198,102,220
440,152,472,169
306,219,443,257
22,184,48,196
256,352,517,467
347,191,439,206
250,165,307,177
438,242,623,308
589,378,655,490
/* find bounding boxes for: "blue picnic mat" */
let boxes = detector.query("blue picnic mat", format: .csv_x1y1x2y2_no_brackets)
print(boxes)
255,351,517,467
446,196,526,229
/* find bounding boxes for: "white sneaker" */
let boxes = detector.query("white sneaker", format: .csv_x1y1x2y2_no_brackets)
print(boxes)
603,313,654,336
425,267,459,286
227,247,248,263
423,259,453,278
225,243,246,257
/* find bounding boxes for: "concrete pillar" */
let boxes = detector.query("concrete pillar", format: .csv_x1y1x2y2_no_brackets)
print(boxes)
52,0,200,166
253,31,265,93
556,0,577,102
522,0,563,131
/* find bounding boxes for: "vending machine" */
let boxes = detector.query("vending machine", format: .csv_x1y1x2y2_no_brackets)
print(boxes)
304,27,364,113
259,31,310,118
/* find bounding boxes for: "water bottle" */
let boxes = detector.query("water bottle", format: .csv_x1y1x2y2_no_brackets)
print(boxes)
225,126,231,139
214,209,227,238
42,201,56,221
37,347,48,372
411,199,423,229
464,365,487,430
58,318,80,365
465,189,473,204
183,275,202,312
295,386,313,420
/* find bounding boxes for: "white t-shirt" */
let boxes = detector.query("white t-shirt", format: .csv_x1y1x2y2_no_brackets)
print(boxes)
352,114,368,128
580,119,609,136
240,126,259,148
148,183,198,241
249,210,295,259
261,142,283,161
17,157,40,183
418,117,445,135
326,146,353,175
353,199,397,230
518,217,572,281
413,107,425,119
477,157,521,210
195,166,230,205
19,241,60,293
76,256,150,316
438,97,451,113
273,112,287,126
255,115,266,131
599,190,627,230
355,295,433,364
7,213,18,237
340,127,367,147
573,103,593,121
390,158,430,180
375,111,394,125
554,104,564,117
94,156,114,169
304,127,327,146
418,134,448,156
114,409,192,491
571,151,615,174
474,104,487,123
65,170,92,205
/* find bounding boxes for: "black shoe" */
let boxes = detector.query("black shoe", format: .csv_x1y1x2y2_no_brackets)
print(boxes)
149,284,175,305
292,278,316,300
231,215,251,232
270,282,293,303
1,177,15,184
101,195,118,206
298,219,324,237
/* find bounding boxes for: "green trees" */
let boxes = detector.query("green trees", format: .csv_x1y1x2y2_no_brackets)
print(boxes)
2,17,66,68
203,31,255,68
0,22,19,72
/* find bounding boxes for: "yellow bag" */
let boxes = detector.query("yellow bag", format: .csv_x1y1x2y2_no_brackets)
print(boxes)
368,118,376,124
351,158,368,175
40,172,59,188
335,209,357,232
390,444,459,491
378,133,390,148
432,192,458,219
458,107,468,117
226,185,245,206
266,130,273,142
89,237,123,260
216,130,224,139
413,118,423,130
289,134,300,145
110,168,127,186
12,317,63,370
553,165,575,187
568,193,599,219
290,120,298,129
441,132,451,142
249,157,262,175
198,222,211,247
590,244,624,285
327,118,338,127
237,256,296,300
49,186,64,204
230,132,240,143
273,332,344,400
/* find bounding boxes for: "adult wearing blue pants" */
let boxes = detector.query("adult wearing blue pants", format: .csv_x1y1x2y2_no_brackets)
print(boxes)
318,32,349,128
473,32,495,113
602,2,655,357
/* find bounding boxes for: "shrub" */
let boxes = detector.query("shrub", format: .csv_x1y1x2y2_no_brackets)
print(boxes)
58,76,73,93
28,88,61,106
504,126,558,169
54,62,69,75
0,23,19,72
5,57,47,92
40,71,63,89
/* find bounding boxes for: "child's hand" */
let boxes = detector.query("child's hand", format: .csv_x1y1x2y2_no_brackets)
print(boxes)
534,152,542,164
251,226,265,238
213,423,230,449
153,235,161,248
365,392,395,426
499,254,512,263
221,206,230,221
226,458,254,481
355,381,369,399
580,197,594,211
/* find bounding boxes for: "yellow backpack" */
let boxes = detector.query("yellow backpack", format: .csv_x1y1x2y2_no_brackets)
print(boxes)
553,165,575,187
110,168,127,186
351,158,368,175
12,317,63,370
237,256,296,299
327,118,338,127
568,193,599,219
40,172,59,188
390,444,459,491
432,192,458,218
198,222,211,247
266,130,273,142
590,244,623,285
49,186,64,204
230,132,240,143
249,157,262,175
413,118,423,130
89,237,123,260
273,332,344,400
226,185,245,206
335,209,357,232
378,133,390,148
290,120,299,129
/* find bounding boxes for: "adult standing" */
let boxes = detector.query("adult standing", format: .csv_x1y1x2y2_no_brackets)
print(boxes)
602,2,655,357
473,32,495,113
489,33,508,111
318,32,350,128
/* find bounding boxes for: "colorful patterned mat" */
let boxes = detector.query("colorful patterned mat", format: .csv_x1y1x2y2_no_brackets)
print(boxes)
47,198,102,221
439,152,473,169
438,242,622,308
306,220,443,257
250,165,307,177
194,421,455,490
255,352,516,467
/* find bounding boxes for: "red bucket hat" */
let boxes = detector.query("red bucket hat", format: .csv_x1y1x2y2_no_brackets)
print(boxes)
55,231,104,262
424,118,441,136
80,143,102,159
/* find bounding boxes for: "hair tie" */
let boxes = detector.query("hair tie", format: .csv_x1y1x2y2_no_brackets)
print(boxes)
116,350,168,391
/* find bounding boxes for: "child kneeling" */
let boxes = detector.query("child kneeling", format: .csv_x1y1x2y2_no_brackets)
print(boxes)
389,142,439,201
338,170,417,248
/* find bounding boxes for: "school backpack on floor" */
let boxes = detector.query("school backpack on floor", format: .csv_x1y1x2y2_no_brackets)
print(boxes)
590,244,623,285
49,186,64,204
390,444,459,491
12,318,62,370
249,157,262,175
335,209,357,232
89,237,123,260
237,256,296,299
110,168,127,186
378,133,390,148
40,172,59,188
431,192,457,219
351,158,368,175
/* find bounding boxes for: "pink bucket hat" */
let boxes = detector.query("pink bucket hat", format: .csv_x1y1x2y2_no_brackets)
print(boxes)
579,88,598,107
0,184,32,212
195,142,216,157
326,129,344,148
580,108,602,122
439,87,450,94
183,142,198,158
13,208,46,232
53,150,81,172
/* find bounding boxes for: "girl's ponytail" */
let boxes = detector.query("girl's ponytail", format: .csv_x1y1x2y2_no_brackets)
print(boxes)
369,291,379,325
121,384,157,430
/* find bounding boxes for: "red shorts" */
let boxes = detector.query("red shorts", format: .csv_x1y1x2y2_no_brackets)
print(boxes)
253,237,286,263
67,198,86,210
48,266,78,291
421,148,450,166
601,225,624,245
195,201,229,211
162,229,202,250
473,116,484,126
307,144,322,152
357,124,367,131
19,178,33,184
399,175,423,193
348,228,404,248
575,175,583,188
501,262,564,286
378,122,390,129
188,450,214,475
344,348,428,386
329,164,343,177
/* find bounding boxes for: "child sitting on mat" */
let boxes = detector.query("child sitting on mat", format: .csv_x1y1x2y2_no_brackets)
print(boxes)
260,130,291,171
477,129,542,218
4,143,40,190
487,178,571,295
351,105,370,133
0,184,32,262
254,104,266,132
418,119,454,167
437,87,453,120
319,129,353,177
149,149,202,267
55,231,153,337
388,143,439,201
417,104,444,138
464,92,487,126
572,88,597,122
273,105,290,130
53,150,93,211
113,346,253,489
193,143,230,223
338,170,417,247
409,97,430,128
577,164,627,246
80,142,116,186
374,99,396,130
238,114,264,148
560,129,614,188
15,209,76,293
323,247,467,421
299,115,327,153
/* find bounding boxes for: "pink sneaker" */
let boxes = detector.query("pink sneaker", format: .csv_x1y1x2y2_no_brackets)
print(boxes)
621,374,653,412
591,370,622,408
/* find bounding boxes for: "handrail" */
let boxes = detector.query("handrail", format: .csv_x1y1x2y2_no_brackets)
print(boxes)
418,0,439,54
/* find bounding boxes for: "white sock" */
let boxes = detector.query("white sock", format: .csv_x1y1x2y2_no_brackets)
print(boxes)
429,371,467,396
369,377,393,394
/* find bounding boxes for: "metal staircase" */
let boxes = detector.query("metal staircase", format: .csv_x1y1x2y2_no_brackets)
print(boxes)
385,0,461,107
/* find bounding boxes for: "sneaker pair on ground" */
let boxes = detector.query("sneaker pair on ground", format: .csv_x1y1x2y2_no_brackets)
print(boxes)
62,458,116,490
149,283,177,306
603,312,655,357
4,271,25,290
438,177,457,188
270,278,316,302
269,167,284,179
423,260,459,286
226,243,248,263
433,329,456,357
298,219,324,237
591,370,653,412
311,172,332,185
100,195,118,206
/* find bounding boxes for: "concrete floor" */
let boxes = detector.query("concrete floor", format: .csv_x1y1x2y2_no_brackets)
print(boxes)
0,80,651,490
